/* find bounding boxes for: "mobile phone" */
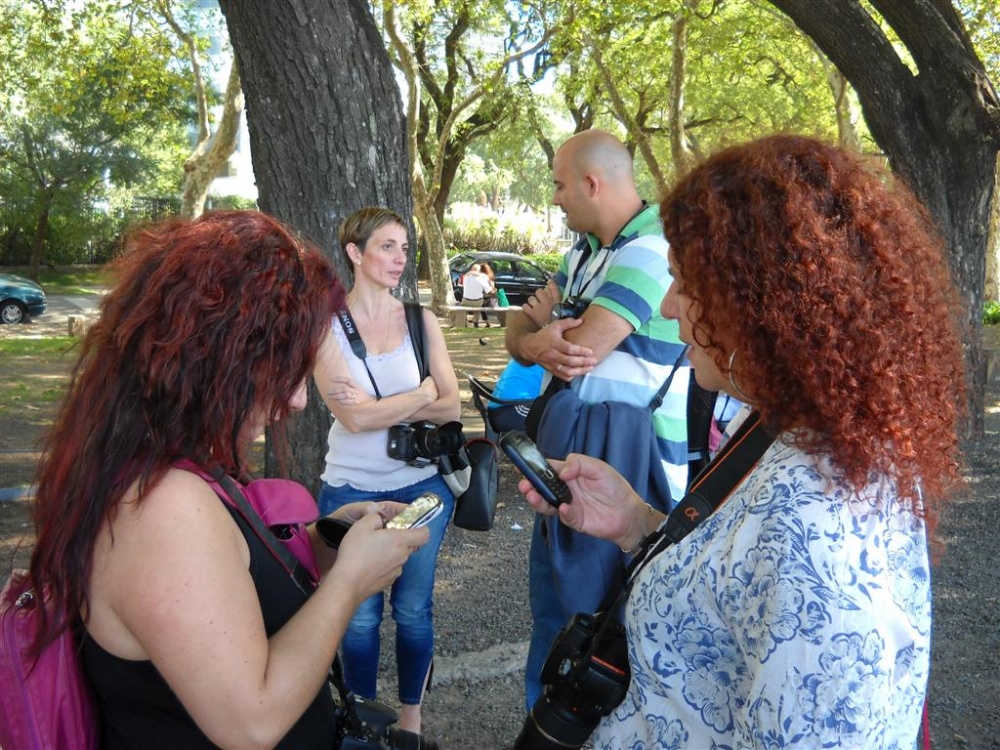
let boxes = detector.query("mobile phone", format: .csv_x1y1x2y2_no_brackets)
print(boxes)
499,430,572,507
315,517,352,549
386,492,444,530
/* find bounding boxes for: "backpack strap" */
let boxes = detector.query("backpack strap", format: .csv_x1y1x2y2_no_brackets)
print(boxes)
404,302,429,380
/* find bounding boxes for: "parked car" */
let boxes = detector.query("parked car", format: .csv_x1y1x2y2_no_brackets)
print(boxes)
0,273,48,324
449,252,552,306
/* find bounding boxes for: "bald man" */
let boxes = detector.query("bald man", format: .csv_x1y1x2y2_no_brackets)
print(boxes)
506,129,691,710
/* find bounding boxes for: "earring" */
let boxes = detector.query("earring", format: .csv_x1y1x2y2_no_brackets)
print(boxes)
727,348,754,402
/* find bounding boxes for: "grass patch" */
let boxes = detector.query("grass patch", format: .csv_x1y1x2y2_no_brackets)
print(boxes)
0,338,79,356
1,265,108,295
38,266,108,295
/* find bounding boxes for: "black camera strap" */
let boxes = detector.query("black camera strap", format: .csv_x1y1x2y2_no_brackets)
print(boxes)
647,344,689,412
338,303,427,402
337,308,383,400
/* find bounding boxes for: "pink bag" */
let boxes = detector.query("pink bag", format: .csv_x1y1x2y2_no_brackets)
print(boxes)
175,460,321,583
0,570,100,750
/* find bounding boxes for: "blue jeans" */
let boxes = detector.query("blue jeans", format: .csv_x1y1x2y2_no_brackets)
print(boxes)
524,514,569,712
318,473,454,705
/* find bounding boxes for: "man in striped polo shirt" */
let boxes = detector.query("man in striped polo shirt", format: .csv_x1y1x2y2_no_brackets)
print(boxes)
505,128,690,710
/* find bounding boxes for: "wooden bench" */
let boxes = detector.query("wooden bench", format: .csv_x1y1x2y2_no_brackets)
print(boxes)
442,304,522,328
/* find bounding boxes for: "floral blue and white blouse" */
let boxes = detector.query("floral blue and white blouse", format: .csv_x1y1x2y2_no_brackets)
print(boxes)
593,425,930,749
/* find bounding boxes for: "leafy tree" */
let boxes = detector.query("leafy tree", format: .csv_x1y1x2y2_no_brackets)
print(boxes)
382,0,558,310
768,0,1000,436
0,1,190,277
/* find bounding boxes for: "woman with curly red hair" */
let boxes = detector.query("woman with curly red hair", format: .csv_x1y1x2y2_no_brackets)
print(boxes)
518,135,965,748
24,211,430,748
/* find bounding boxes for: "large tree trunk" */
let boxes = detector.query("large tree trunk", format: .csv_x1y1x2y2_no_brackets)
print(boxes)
219,0,415,490
770,0,1000,438
28,195,52,282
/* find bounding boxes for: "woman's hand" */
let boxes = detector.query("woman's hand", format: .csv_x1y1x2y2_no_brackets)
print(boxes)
331,511,429,605
519,453,648,549
326,374,370,406
417,375,439,405
329,499,406,526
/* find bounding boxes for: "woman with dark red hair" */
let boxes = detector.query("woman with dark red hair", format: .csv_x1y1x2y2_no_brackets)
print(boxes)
518,135,965,749
25,211,429,748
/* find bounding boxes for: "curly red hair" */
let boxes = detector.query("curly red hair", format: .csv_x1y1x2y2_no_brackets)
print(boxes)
26,210,343,650
660,135,965,523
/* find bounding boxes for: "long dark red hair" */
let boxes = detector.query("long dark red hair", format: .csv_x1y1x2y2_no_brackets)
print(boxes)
660,135,965,529
25,210,343,648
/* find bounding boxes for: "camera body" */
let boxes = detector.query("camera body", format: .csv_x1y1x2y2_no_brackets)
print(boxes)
549,296,589,323
336,696,436,750
387,420,464,467
513,611,630,750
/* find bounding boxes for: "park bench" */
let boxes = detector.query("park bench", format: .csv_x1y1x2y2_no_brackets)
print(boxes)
440,304,522,328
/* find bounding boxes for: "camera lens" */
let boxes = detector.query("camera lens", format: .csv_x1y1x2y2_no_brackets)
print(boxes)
512,696,598,750
385,726,439,750
417,420,465,457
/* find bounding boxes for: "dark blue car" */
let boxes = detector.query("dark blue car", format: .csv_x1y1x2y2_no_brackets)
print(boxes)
0,273,47,324
449,251,552,306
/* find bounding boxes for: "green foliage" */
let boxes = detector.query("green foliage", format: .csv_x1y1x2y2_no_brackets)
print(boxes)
529,251,564,273
206,195,260,211
0,1,193,268
984,300,1000,325
444,218,560,256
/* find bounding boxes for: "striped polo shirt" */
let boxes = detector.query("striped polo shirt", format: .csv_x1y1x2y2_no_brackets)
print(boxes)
553,203,689,501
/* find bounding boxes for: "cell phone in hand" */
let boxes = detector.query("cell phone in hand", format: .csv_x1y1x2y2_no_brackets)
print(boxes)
385,492,444,530
315,517,351,549
499,430,572,507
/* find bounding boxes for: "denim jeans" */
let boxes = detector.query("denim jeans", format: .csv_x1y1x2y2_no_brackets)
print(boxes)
318,473,454,705
524,514,569,711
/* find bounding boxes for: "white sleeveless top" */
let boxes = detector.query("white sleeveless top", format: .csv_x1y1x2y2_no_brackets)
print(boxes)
320,317,437,491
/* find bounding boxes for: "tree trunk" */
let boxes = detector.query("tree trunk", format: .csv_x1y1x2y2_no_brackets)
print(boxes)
181,62,245,218
769,0,1000,438
987,153,999,301
219,0,415,490
28,196,52,282
667,0,697,177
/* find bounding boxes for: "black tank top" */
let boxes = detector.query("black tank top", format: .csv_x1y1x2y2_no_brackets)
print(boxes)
82,505,339,749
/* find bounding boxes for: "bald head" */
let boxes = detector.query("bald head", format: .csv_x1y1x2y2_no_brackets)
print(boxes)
551,129,643,245
557,129,635,187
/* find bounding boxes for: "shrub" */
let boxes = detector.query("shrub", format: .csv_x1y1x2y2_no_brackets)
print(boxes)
985,300,1000,326
444,220,560,257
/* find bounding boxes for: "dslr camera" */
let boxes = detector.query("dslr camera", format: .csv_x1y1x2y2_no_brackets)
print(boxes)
336,695,437,750
387,420,465,467
513,611,630,750
549,296,589,323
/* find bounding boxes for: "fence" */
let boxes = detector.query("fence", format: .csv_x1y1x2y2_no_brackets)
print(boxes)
0,196,181,266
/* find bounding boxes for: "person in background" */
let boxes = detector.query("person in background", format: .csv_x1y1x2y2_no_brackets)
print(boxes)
519,134,965,748
480,261,499,317
314,206,461,735
26,211,428,748
505,128,689,709
461,262,493,327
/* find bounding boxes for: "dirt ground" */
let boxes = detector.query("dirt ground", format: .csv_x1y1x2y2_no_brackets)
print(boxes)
2,307,999,749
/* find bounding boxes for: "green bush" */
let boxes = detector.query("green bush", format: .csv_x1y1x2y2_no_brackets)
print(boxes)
985,300,1000,325
444,218,560,257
